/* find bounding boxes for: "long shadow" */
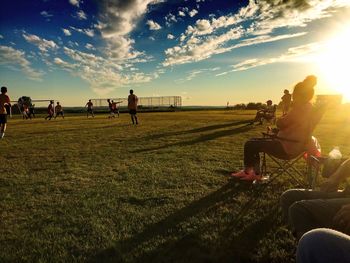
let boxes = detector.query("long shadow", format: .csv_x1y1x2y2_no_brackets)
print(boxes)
88,181,255,263
134,180,279,263
143,120,252,140
134,124,253,153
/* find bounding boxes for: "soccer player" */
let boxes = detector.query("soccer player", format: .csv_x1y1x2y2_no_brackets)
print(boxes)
107,99,114,118
112,100,122,117
0,86,11,139
45,100,54,120
55,102,64,119
128,89,138,125
85,99,94,118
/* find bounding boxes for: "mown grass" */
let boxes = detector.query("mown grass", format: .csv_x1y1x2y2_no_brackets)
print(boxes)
1,109,350,263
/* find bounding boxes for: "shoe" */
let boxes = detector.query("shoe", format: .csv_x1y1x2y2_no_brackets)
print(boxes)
230,170,249,178
0,133,4,139
240,170,262,181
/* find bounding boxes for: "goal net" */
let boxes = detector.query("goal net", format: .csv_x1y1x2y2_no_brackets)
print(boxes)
90,96,182,109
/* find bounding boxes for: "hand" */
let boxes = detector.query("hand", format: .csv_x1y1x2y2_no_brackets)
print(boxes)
333,204,350,234
320,178,339,192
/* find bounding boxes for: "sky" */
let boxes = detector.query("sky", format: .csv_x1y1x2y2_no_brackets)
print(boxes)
1,0,350,106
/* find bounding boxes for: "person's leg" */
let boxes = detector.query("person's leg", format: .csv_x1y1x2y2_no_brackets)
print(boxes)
297,228,350,263
131,114,135,124
134,113,138,124
280,189,348,224
243,138,286,174
0,122,6,138
289,198,350,238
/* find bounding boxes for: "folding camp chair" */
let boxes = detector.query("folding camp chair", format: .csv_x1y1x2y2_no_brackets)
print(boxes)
256,132,313,187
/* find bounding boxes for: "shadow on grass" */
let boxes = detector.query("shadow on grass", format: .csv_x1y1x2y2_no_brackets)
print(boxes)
133,124,253,153
144,120,252,140
89,179,276,263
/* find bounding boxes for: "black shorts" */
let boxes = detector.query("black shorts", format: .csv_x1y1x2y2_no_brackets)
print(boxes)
56,111,64,116
129,109,137,115
0,114,7,124
87,108,93,113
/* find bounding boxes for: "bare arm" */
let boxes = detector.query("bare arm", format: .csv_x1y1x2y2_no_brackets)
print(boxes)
320,159,350,192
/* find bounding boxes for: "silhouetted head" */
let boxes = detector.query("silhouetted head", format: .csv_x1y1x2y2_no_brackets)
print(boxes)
284,89,289,94
266,100,272,106
1,86,7,93
293,81,315,104
57,102,60,105
130,89,134,95
107,99,110,102
112,100,114,103
303,75,317,89
89,99,91,102
50,100,54,104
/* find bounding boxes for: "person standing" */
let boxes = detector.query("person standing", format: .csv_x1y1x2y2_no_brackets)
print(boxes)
281,89,292,115
85,99,94,118
54,102,64,119
128,89,138,125
0,86,11,139
45,100,54,120
107,99,114,118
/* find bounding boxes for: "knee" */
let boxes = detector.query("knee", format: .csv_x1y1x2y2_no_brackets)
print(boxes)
280,189,301,210
296,229,334,263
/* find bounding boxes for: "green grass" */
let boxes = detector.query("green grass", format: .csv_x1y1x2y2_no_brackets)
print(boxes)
1,110,350,263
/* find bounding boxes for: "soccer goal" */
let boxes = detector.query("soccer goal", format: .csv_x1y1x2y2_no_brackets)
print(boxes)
9,97,56,118
90,96,182,110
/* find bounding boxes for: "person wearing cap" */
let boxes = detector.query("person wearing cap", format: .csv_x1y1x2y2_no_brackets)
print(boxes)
251,99,275,125
0,86,11,139
231,75,318,181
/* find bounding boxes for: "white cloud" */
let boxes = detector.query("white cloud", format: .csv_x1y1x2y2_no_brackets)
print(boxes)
167,34,175,40
163,0,350,67
52,46,157,95
149,36,155,41
96,0,162,61
0,45,44,81
189,9,198,17
216,42,323,75
85,43,96,50
147,20,162,30
69,0,80,7
62,28,72,36
178,11,186,17
40,11,53,18
165,13,177,27
0,35,3,39
69,26,94,37
76,10,87,20
22,33,58,52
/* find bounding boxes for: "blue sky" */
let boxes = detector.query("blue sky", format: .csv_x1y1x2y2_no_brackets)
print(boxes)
1,0,350,106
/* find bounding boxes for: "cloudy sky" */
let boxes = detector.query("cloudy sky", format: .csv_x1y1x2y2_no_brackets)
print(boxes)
1,0,350,106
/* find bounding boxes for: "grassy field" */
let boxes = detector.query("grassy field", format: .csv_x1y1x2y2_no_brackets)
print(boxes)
1,109,350,263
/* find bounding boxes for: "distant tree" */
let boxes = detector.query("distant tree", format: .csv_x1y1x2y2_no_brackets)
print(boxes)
246,102,263,110
233,103,246,110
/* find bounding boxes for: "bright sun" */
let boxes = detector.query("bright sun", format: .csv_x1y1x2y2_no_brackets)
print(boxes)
316,26,350,101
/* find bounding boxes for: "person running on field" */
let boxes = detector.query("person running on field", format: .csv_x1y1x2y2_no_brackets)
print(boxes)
112,100,122,117
281,89,292,115
85,99,94,118
55,102,64,119
28,104,35,119
128,89,138,125
23,104,30,119
45,100,54,120
107,99,114,118
0,86,11,139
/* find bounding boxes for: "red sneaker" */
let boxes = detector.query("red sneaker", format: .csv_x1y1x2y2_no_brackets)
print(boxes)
240,170,262,181
230,170,248,178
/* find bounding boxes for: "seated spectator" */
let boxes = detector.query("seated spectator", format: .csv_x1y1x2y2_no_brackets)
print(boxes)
231,75,318,181
280,158,350,239
251,100,275,125
296,228,350,263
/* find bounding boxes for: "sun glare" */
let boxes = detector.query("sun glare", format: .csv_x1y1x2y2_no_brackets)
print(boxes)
316,26,350,101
